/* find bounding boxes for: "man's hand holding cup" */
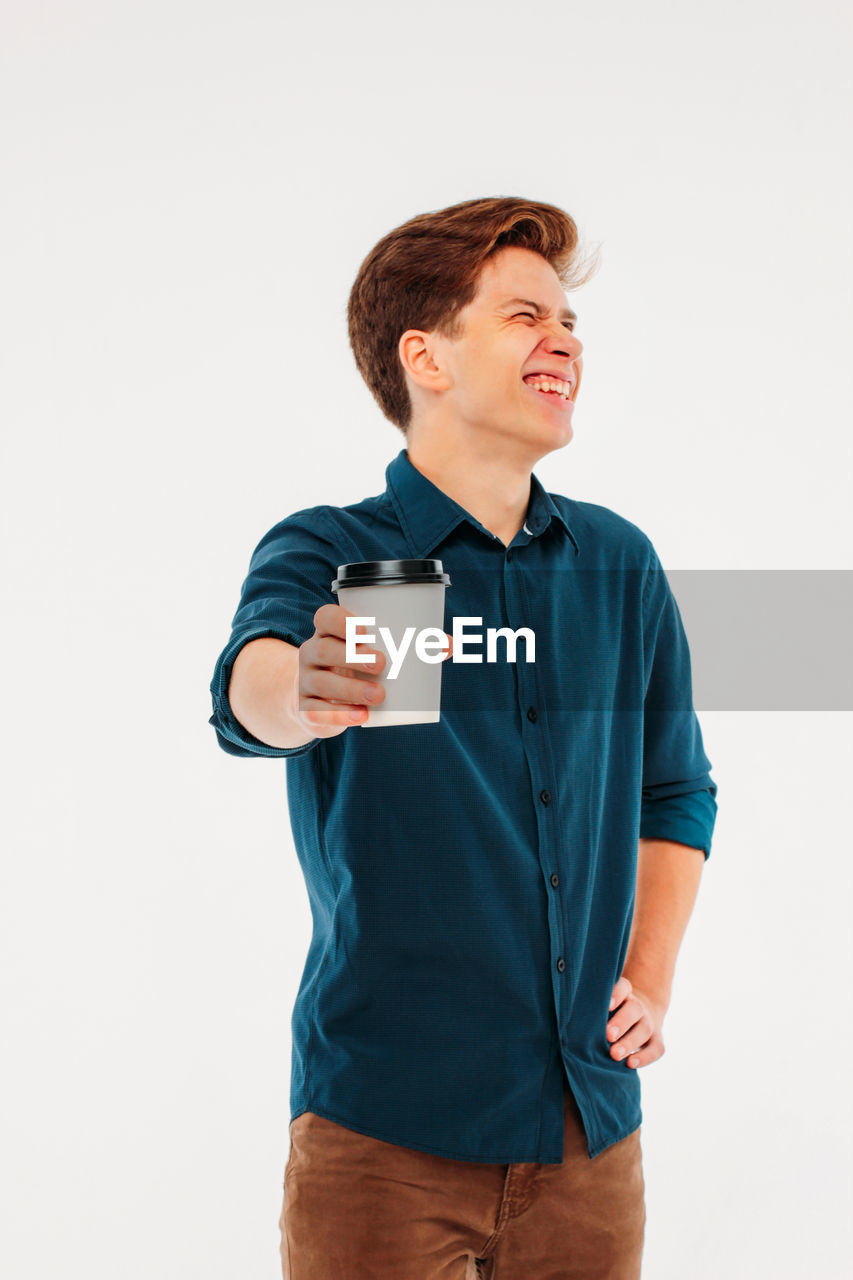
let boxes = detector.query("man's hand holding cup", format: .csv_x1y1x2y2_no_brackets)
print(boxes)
287,603,453,739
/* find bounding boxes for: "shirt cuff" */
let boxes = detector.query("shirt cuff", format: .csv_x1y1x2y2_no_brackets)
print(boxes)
209,627,320,759
639,788,717,860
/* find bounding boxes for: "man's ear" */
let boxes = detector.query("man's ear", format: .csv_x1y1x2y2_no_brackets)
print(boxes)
399,330,451,394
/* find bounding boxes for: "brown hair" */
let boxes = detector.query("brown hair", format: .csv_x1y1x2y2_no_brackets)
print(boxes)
346,195,600,436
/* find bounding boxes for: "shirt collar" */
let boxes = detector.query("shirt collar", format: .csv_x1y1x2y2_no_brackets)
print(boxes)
384,448,580,559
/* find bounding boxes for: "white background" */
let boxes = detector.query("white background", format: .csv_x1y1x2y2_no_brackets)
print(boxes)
2,2,851,1276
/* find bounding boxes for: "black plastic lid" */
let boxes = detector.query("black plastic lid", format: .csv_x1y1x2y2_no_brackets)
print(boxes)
331,558,451,593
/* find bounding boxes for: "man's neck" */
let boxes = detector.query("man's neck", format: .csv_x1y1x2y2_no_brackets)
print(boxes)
405,436,535,548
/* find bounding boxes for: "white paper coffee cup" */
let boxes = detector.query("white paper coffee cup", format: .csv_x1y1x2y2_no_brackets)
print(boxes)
330,559,452,727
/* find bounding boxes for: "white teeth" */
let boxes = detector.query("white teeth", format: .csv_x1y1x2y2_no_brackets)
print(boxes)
524,375,572,400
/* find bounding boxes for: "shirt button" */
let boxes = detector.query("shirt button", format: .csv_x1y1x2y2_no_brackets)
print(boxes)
527,707,538,723
539,789,551,805
550,873,559,888
557,957,566,973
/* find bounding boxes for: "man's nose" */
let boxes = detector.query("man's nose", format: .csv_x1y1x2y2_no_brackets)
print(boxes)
543,330,583,362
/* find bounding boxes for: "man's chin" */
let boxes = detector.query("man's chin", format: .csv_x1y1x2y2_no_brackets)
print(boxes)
526,404,575,439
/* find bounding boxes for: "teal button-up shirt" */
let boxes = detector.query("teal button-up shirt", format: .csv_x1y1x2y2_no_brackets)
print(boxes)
209,448,717,1162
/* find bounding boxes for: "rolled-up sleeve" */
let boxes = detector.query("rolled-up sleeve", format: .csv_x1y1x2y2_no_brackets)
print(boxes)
208,505,347,758
639,540,718,859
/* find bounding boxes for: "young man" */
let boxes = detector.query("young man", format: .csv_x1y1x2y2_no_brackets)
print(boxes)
209,196,718,1279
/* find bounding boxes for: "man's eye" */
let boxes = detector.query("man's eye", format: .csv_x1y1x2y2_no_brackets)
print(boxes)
517,311,575,332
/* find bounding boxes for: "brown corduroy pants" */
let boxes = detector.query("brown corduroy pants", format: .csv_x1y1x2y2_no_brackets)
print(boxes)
278,1075,646,1279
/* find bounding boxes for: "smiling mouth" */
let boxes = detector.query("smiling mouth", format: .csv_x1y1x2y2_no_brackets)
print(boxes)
523,381,574,409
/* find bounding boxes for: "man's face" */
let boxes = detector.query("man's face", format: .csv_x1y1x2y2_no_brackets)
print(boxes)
404,245,584,451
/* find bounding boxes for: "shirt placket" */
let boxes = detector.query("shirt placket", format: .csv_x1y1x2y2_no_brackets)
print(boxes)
501,537,575,1027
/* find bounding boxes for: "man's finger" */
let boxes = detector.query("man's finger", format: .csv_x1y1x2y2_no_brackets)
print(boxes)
609,975,633,1010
